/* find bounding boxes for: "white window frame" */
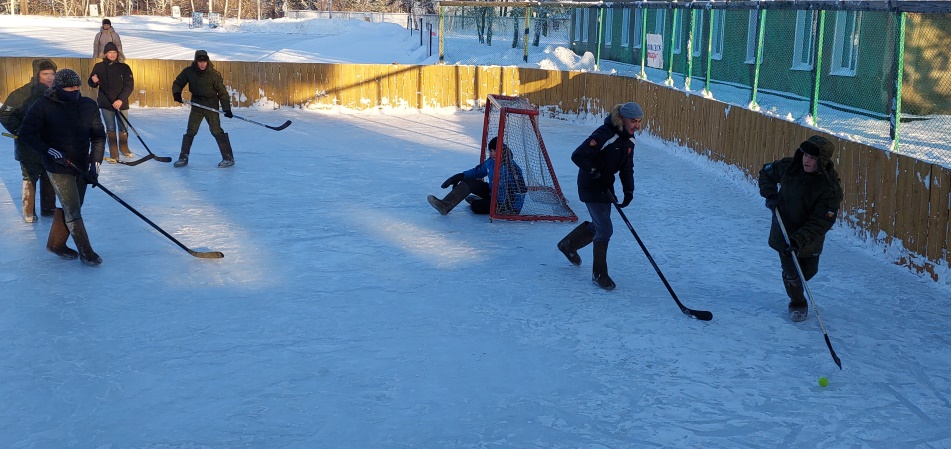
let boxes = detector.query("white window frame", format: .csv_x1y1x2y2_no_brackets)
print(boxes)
691,10,704,57
621,8,631,47
582,8,590,42
604,8,613,46
634,9,644,49
711,10,725,60
792,10,817,70
672,10,683,54
830,11,861,76
745,10,758,64
574,9,582,42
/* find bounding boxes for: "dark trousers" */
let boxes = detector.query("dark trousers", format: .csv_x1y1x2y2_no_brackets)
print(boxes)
20,161,45,183
186,107,225,137
585,202,614,243
780,253,820,281
464,178,492,215
48,172,88,223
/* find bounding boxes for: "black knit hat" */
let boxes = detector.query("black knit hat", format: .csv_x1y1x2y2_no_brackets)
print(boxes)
194,50,210,62
104,42,118,53
54,68,82,88
102,18,111,25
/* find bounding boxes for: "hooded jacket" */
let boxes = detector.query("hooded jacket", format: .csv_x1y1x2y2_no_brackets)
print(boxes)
93,25,123,59
759,135,844,257
571,104,636,203
0,58,58,164
88,44,134,110
17,86,106,174
462,145,528,214
171,50,231,111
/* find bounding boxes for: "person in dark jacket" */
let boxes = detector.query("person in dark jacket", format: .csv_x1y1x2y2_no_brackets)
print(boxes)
759,135,843,321
428,136,527,216
88,41,134,162
0,58,58,223
171,49,234,168
18,68,107,266
92,18,123,59
557,102,641,290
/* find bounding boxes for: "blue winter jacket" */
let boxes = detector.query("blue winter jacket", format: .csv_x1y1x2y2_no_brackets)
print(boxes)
463,156,527,213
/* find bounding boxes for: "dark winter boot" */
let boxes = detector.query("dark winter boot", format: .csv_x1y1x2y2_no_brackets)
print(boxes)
119,131,134,157
105,131,119,163
22,180,36,223
46,208,78,260
174,134,193,168
39,174,55,217
592,241,616,290
557,221,595,266
214,133,235,168
784,273,808,322
427,182,470,215
66,218,102,266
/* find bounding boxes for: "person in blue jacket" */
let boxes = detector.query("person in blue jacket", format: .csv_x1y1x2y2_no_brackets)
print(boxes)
428,136,527,216
557,102,642,290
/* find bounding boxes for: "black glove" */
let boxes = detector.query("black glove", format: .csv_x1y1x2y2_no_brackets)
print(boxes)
441,173,464,189
619,191,633,208
224,110,234,118
588,167,601,180
47,148,66,166
783,242,799,257
87,161,101,186
765,194,780,211
173,92,183,103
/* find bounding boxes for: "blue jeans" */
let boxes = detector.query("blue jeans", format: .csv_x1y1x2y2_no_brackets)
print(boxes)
48,172,88,223
585,202,614,243
100,108,128,133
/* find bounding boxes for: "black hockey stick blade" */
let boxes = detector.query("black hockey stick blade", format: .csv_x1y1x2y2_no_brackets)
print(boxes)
825,335,843,369
267,120,292,131
682,307,713,321
118,154,156,166
153,155,173,162
188,249,225,259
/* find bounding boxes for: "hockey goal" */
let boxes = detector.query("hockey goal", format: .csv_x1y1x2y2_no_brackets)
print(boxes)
481,94,577,222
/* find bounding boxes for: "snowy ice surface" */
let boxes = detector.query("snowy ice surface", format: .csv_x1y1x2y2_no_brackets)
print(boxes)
1,14,950,449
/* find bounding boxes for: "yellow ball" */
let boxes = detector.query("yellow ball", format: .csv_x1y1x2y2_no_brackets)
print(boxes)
818,377,829,387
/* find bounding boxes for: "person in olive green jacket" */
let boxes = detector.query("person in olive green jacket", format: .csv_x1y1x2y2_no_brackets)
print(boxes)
758,135,843,322
171,49,234,168
0,58,58,222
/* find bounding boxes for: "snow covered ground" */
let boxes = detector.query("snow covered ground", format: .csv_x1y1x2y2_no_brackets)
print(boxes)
1,14,950,448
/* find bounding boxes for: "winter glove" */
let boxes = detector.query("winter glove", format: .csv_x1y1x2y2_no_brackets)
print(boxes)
47,148,66,166
173,92,183,103
764,194,780,211
619,191,634,208
588,167,601,180
87,161,101,186
783,242,799,257
441,173,464,189
224,110,234,118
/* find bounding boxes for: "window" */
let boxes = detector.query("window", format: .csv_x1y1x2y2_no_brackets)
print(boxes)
634,9,644,49
711,10,724,60
604,8,613,46
574,9,582,42
691,10,704,57
792,10,817,70
830,11,861,76
582,8,590,42
745,11,759,64
655,9,666,35
672,10,683,54
621,8,631,47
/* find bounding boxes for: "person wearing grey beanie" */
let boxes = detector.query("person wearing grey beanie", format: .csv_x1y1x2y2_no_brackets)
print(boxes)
557,102,644,290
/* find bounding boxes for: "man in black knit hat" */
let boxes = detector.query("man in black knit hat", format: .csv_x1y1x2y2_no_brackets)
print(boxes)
759,135,844,321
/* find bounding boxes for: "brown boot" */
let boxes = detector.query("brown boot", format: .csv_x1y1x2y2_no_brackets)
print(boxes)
592,241,616,290
557,221,595,265
39,174,55,217
214,133,235,168
65,218,102,266
119,131,134,157
427,182,470,215
22,180,36,223
105,131,119,163
46,208,78,260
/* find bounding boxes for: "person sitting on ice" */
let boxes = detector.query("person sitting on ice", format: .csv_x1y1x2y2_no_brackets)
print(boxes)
428,137,527,216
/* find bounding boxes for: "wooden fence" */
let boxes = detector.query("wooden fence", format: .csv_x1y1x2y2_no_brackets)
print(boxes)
2,57,948,281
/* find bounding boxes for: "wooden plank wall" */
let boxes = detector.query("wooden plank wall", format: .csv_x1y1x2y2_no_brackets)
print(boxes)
2,56,948,281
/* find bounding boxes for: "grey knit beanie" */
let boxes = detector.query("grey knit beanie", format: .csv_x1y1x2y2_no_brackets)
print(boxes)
619,102,644,120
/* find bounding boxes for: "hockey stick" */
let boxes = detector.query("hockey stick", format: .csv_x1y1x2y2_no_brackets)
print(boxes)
2,132,16,139
183,100,292,131
774,208,842,369
97,91,172,164
64,158,224,259
609,191,713,321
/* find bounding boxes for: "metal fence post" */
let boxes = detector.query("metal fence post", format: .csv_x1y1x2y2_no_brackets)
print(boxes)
704,9,714,95
891,11,906,150
750,8,766,109
639,3,648,79
686,8,696,91
810,10,826,122
438,6,445,64
596,6,603,70
666,8,678,86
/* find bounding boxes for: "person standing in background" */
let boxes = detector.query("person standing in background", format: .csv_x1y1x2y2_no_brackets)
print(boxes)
92,18,123,60
88,41,135,162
